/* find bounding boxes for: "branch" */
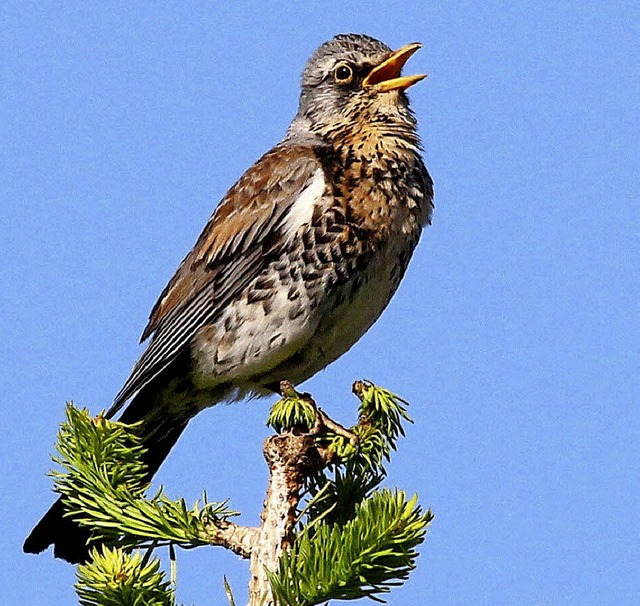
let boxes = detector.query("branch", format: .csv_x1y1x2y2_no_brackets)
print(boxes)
200,520,258,559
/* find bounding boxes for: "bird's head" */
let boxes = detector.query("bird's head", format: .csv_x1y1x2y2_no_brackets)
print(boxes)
288,34,426,148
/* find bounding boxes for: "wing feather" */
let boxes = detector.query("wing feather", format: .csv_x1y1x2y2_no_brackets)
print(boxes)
109,144,327,415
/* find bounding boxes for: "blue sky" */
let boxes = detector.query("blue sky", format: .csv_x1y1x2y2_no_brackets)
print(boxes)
1,2,638,604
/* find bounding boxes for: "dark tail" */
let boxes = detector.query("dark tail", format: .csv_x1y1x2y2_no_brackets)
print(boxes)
23,385,190,563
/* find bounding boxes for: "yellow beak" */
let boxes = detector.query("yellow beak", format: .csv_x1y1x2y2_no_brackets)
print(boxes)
362,42,426,92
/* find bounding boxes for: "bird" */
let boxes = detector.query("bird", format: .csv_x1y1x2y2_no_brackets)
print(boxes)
24,33,434,563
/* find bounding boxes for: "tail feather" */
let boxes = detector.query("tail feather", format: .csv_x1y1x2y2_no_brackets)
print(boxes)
23,498,92,563
23,386,190,563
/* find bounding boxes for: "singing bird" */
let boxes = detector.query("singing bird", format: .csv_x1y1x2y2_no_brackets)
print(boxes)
25,33,434,562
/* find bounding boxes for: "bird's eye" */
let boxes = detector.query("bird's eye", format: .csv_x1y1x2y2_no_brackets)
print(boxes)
333,62,354,84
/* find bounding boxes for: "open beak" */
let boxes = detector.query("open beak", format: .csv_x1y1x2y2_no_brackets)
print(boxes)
362,42,426,92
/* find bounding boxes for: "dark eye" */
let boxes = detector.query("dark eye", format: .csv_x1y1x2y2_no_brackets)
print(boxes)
333,62,354,84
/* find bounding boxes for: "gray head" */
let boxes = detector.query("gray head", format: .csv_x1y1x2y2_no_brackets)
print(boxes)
287,34,425,145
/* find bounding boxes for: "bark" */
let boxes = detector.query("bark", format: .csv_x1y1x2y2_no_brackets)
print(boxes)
247,433,313,605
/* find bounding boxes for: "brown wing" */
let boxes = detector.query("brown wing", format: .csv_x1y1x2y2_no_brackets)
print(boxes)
109,144,327,415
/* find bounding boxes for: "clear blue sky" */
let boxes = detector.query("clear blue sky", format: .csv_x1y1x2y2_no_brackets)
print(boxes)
1,2,638,604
